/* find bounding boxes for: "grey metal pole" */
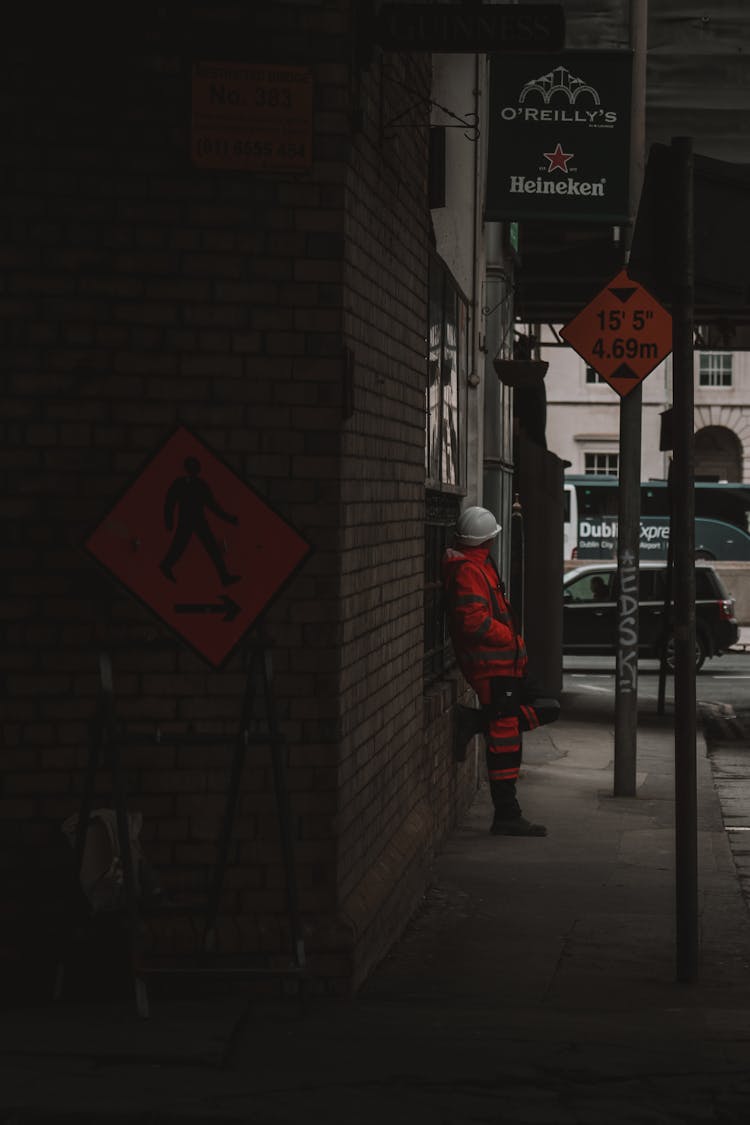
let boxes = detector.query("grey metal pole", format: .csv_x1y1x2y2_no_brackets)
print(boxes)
614,385,641,796
657,460,674,715
614,0,648,796
671,135,698,983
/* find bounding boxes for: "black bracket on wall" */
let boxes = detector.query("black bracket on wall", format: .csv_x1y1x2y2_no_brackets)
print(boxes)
380,67,480,144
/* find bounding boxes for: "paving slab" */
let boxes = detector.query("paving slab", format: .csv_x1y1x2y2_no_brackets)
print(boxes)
3,695,750,1124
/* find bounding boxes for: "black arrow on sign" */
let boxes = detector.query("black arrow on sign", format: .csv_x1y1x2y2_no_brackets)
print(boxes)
611,363,639,380
174,595,241,622
608,286,638,303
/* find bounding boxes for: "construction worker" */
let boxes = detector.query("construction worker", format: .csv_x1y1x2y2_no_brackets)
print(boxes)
442,505,559,837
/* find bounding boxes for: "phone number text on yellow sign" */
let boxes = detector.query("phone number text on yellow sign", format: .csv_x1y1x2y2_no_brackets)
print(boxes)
191,62,313,172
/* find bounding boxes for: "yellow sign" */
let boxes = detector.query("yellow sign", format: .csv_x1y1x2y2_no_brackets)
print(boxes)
191,62,313,172
560,269,673,399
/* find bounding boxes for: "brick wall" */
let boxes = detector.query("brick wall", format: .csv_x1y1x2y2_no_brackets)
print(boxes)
336,51,479,987
0,2,351,995
1,2,479,998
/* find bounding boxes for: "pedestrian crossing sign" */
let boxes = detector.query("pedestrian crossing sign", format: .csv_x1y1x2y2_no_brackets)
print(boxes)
85,426,313,667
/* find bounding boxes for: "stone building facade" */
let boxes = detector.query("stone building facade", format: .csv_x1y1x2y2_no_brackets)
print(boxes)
543,333,750,486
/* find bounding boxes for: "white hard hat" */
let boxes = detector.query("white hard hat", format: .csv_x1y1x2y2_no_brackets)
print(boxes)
455,506,502,545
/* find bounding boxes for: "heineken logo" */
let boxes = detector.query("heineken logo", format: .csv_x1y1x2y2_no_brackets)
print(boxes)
544,143,574,172
509,142,606,197
510,174,605,197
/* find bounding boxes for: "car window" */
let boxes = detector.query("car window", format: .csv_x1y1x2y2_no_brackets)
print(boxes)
639,569,668,601
695,568,716,599
638,570,655,601
567,565,723,606
565,573,613,602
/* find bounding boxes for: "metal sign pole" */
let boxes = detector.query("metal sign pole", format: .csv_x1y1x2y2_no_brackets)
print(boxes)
201,643,257,957
613,0,648,796
657,459,675,715
614,385,641,796
671,135,699,983
261,641,306,974
202,629,306,976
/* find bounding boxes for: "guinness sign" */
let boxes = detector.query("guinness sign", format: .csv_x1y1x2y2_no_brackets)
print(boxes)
375,4,565,53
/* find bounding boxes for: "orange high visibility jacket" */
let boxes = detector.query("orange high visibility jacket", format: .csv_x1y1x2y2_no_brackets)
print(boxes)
442,543,528,686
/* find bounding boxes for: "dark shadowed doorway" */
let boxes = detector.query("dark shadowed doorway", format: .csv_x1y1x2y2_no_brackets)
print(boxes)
695,426,742,482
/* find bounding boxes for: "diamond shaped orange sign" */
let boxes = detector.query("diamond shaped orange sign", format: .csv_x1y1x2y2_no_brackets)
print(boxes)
85,427,312,668
560,268,673,398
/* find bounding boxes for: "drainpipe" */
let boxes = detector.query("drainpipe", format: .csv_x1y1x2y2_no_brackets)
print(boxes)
483,221,512,578
469,50,481,499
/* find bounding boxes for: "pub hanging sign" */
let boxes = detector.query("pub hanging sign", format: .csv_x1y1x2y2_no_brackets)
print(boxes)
486,50,632,223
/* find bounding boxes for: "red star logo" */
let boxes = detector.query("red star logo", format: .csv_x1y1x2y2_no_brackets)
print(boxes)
543,143,574,172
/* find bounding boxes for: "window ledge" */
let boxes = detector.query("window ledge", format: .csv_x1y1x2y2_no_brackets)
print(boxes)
423,670,467,726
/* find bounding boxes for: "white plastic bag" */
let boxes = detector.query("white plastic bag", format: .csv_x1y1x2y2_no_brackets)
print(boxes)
61,808,145,913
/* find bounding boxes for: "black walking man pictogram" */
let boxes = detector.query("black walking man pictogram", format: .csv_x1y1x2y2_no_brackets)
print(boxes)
160,456,240,586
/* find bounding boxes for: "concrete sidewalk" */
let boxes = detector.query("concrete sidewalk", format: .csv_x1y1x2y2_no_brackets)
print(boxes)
730,624,750,653
3,692,750,1123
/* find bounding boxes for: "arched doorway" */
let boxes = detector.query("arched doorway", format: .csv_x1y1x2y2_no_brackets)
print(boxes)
694,425,742,481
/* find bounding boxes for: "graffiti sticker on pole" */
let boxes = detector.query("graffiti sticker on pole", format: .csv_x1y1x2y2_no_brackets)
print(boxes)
560,268,673,397
85,426,313,668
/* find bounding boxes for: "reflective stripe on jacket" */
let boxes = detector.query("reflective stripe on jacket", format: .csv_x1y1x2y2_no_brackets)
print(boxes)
442,544,527,685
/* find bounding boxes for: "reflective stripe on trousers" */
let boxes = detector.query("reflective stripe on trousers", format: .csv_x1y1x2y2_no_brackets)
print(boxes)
476,679,522,782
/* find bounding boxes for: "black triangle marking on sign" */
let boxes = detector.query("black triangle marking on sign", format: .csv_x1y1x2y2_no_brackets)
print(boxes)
611,363,639,380
608,286,638,304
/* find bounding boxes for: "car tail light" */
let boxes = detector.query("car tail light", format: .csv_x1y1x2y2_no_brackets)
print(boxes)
718,598,735,621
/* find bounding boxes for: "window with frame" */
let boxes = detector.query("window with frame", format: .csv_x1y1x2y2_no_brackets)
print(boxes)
424,491,462,683
426,254,468,489
425,254,469,682
699,353,732,387
585,452,619,476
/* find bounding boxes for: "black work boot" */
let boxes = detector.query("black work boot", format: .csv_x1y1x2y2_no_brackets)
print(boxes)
490,815,547,837
489,780,547,837
452,703,485,761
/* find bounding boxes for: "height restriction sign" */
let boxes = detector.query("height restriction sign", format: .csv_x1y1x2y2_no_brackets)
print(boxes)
560,269,673,398
85,427,313,668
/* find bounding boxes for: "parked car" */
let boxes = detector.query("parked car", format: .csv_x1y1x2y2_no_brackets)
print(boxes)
562,561,739,671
